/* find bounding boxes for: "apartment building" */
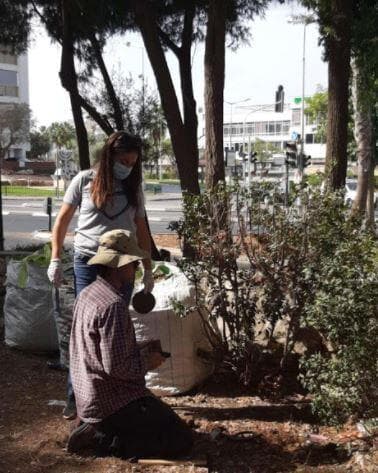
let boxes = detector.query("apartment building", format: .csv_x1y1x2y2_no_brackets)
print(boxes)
0,45,30,162
222,99,326,163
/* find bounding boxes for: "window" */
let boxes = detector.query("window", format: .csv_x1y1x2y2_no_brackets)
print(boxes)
268,122,275,134
224,127,229,136
255,122,262,134
305,133,314,144
292,109,301,126
0,69,17,86
246,123,255,135
0,47,17,65
231,126,237,135
276,122,282,134
0,85,18,97
283,121,290,133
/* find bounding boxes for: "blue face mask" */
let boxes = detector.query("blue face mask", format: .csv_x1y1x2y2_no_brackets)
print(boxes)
113,161,133,180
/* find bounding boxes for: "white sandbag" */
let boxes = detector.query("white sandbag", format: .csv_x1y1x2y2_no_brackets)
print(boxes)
131,263,213,396
4,260,58,352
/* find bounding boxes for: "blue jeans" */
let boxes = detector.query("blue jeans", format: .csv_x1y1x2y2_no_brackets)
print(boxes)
67,253,134,407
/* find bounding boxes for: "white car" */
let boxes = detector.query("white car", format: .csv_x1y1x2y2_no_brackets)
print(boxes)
345,179,357,206
345,179,377,207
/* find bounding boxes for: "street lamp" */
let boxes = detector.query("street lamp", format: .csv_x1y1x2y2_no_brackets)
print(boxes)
288,14,316,179
224,98,251,150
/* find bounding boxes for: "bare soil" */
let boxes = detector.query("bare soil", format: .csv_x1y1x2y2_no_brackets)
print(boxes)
153,234,181,250
1,342,376,473
0,247,376,473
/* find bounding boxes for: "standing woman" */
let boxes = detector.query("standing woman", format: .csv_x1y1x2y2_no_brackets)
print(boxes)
47,131,154,418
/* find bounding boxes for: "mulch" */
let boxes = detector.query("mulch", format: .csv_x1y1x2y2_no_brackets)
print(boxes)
0,342,376,473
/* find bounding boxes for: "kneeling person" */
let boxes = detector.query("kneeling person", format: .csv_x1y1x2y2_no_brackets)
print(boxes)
68,229,193,458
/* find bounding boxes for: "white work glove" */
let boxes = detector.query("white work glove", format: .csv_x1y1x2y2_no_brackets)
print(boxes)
142,269,154,293
47,259,63,288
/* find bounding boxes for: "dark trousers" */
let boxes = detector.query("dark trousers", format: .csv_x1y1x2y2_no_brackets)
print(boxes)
94,396,193,459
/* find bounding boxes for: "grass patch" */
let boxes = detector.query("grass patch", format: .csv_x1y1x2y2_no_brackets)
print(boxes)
145,179,180,186
2,185,64,198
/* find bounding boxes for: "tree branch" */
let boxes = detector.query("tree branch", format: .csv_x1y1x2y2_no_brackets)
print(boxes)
88,32,124,131
182,4,195,54
157,26,181,57
78,95,114,135
30,1,63,46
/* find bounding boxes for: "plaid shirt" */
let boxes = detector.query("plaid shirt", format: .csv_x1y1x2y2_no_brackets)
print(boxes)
70,277,150,423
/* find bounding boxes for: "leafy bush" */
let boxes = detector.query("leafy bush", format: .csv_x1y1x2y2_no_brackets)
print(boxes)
171,183,378,423
305,172,324,187
300,232,378,424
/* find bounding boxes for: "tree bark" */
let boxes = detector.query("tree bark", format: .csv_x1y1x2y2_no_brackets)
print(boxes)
60,0,90,170
179,4,199,190
204,0,226,189
351,60,373,215
325,0,353,189
89,32,124,131
133,0,200,195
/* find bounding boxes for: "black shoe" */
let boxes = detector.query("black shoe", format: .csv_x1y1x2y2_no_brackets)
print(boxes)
63,402,77,420
47,360,67,371
67,422,97,454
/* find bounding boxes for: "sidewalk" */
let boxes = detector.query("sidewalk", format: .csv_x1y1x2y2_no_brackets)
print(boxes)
3,191,182,203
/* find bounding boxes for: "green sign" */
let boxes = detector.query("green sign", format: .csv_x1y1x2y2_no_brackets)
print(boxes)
294,97,302,104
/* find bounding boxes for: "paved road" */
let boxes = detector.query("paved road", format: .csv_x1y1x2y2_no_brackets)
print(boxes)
1,195,183,249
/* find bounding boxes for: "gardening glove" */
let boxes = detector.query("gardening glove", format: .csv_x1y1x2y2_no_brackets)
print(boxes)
47,259,63,288
142,268,154,294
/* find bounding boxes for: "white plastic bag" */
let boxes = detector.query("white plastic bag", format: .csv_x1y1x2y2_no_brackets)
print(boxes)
131,263,213,396
4,261,58,352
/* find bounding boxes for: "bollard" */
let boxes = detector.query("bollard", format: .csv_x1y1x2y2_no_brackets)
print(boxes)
45,197,53,231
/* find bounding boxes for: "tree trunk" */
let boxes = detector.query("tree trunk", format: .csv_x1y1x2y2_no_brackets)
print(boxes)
60,0,90,170
89,32,124,131
351,60,373,215
204,0,226,189
179,5,199,191
325,0,352,189
133,0,200,195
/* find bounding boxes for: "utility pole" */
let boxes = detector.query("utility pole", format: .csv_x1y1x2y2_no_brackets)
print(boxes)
288,14,316,181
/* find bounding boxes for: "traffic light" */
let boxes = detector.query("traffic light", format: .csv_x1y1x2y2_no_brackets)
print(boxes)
249,151,257,163
224,147,229,166
302,154,311,168
275,85,284,112
284,141,298,168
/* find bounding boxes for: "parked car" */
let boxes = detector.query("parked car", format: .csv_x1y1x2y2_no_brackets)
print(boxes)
345,179,357,206
345,179,378,207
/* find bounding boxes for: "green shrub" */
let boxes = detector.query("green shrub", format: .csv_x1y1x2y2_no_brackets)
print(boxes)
300,232,378,424
305,172,324,187
171,183,378,424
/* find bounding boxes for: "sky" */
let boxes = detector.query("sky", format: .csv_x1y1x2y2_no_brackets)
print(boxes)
28,1,327,128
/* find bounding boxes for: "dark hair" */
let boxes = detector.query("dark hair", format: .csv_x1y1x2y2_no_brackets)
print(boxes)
91,131,143,209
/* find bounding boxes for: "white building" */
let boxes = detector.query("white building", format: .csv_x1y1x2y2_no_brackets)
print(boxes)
0,45,30,162
222,100,326,163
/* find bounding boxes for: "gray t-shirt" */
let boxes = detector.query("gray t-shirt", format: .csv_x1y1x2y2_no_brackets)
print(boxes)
63,169,145,256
